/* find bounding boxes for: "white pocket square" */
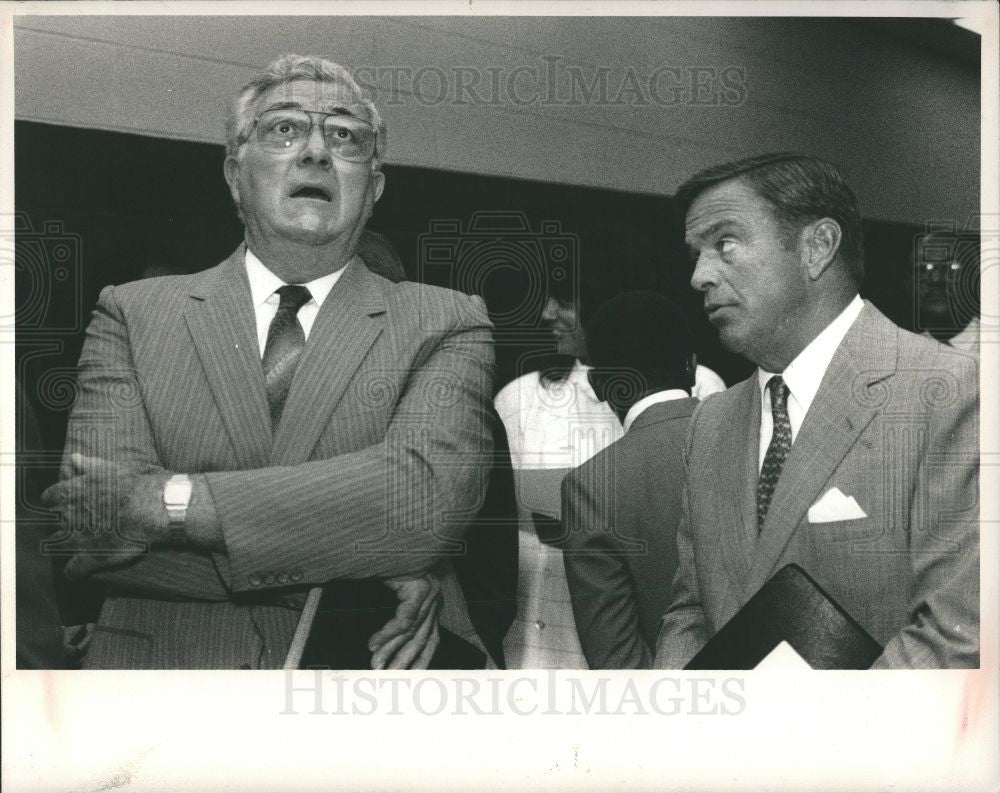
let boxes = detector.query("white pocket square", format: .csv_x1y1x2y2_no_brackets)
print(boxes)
808,487,868,523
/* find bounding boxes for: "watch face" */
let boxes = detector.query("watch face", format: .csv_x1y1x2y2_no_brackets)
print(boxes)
164,477,192,506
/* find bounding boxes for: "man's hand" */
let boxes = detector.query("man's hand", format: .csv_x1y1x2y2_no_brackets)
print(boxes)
367,574,442,670
41,453,169,580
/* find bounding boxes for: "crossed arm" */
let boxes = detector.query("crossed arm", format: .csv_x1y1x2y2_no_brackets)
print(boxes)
43,284,497,668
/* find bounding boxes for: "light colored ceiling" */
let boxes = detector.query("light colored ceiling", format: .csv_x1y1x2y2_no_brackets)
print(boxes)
13,15,981,224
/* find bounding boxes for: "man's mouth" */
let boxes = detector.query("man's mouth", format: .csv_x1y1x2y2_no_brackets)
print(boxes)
290,186,332,202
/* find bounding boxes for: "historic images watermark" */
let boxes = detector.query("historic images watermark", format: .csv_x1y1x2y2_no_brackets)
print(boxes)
352,58,748,108
282,671,746,716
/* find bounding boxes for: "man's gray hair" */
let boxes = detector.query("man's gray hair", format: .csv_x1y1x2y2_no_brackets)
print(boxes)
225,54,387,170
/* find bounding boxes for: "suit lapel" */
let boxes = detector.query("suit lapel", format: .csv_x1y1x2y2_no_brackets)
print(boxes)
744,302,897,597
715,377,762,619
184,246,272,469
271,259,386,464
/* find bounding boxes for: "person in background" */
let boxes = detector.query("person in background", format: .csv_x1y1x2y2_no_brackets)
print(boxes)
357,228,409,283
559,292,699,668
908,229,981,355
494,278,622,668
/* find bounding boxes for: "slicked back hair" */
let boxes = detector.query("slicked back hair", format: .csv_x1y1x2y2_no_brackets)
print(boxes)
676,153,864,286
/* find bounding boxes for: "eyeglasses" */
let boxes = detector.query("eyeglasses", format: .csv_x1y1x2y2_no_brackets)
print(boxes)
252,109,378,163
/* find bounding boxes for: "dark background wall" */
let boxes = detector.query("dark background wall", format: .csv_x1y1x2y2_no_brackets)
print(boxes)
16,117,925,415
9,119,945,623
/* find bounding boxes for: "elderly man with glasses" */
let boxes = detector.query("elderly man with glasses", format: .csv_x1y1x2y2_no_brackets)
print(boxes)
43,55,496,670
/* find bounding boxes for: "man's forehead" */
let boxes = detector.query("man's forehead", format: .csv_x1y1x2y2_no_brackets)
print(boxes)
257,79,371,119
685,180,767,236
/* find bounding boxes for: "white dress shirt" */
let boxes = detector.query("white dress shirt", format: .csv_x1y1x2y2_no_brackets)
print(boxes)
757,294,864,470
622,389,690,433
245,248,346,357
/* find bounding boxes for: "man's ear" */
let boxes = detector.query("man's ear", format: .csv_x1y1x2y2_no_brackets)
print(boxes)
223,156,241,208
800,218,842,281
372,170,385,203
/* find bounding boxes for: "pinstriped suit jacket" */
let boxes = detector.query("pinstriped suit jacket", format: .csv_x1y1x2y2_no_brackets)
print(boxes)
655,302,979,669
63,246,496,669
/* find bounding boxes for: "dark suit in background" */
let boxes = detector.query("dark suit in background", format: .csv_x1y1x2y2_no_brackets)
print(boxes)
16,380,67,668
561,397,697,668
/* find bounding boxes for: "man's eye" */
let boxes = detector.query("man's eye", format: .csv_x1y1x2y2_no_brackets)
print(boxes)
328,126,356,143
267,118,303,137
716,238,736,255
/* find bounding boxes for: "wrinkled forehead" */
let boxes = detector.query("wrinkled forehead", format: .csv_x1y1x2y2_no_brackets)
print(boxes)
254,78,373,123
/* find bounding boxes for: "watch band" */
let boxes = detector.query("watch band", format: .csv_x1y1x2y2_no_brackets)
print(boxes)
163,474,193,544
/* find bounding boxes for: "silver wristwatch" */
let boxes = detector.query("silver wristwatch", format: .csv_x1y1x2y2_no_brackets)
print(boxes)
163,474,193,540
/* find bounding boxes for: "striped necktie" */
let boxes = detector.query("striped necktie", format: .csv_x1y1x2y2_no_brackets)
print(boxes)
262,284,311,431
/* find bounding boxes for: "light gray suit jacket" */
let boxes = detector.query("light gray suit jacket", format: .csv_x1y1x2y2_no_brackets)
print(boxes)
63,246,496,668
655,302,979,669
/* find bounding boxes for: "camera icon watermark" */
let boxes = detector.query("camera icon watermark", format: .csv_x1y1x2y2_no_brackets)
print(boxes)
417,211,579,335
1,211,84,335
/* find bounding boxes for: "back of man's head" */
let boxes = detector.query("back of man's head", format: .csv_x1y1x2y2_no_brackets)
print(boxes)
677,152,865,288
358,230,408,283
585,291,694,412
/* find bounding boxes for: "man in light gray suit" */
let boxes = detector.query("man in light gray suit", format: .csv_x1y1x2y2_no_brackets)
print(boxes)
655,153,979,669
43,55,495,669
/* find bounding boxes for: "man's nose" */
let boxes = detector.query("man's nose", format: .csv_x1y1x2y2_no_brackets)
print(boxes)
690,252,717,292
299,123,331,167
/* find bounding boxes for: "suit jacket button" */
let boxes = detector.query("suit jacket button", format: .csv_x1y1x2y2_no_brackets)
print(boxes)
277,573,289,584
290,572,303,582
249,575,262,586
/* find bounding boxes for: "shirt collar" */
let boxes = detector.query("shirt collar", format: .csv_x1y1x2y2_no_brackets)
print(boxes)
244,247,345,309
568,359,602,402
623,389,689,433
757,294,864,414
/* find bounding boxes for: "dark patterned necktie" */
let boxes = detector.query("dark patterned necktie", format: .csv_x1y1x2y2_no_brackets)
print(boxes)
757,375,792,530
262,284,312,431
